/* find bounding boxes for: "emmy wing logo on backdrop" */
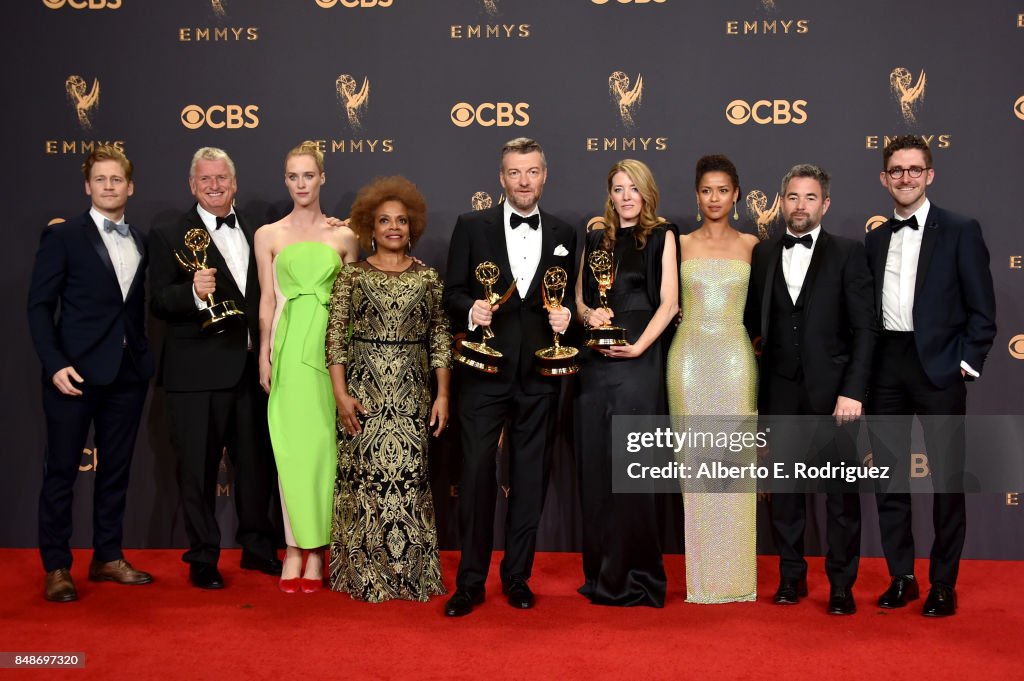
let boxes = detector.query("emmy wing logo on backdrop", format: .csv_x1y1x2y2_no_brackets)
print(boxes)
66,75,99,129
587,71,666,152
890,67,926,124
745,190,781,240
317,75,392,153
211,0,225,16
609,71,643,129
471,192,504,210
337,74,369,132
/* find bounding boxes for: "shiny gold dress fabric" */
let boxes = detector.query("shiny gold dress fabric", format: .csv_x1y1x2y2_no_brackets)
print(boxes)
325,262,452,603
666,259,758,603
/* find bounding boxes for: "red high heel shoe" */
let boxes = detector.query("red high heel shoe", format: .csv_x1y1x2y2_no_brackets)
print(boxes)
279,578,301,594
300,578,321,594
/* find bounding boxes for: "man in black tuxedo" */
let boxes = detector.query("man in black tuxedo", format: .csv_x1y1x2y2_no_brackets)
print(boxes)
865,135,996,617
746,164,875,615
149,147,280,589
28,145,155,602
442,138,576,616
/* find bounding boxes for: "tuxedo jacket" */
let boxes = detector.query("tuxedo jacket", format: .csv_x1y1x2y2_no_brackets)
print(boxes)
443,204,577,396
27,211,153,385
864,203,996,389
149,204,261,392
745,230,876,414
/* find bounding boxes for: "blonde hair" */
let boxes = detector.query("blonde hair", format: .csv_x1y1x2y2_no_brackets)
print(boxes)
189,147,235,178
285,140,325,173
82,144,133,182
601,158,664,252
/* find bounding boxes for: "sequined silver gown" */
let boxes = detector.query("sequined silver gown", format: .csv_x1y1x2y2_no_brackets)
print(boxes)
666,258,757,603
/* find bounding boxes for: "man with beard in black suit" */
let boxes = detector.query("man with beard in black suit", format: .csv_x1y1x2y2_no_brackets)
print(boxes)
442,138,577,616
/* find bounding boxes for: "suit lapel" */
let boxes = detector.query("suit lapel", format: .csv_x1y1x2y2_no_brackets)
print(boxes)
124,225,147,301
872,226,893,320
488,205,515,292
81,213,122,295
914,205,940,297
523,211,555,301
761,239,782,342
797,229,829,313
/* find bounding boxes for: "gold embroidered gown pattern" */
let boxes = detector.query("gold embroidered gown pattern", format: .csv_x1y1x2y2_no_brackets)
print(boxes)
325,262,452,603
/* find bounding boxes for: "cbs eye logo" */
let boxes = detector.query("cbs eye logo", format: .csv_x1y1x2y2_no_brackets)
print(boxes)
451,102,530,128
43,0,121,7
726,99,808,125
181,105,260,130
314,0,393,7
1009,334,1024,360
865,215,888,232
1014,95,1024,121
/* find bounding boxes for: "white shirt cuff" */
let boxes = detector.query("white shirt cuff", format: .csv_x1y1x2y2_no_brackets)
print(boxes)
467,309,478,332
193,285,209,310
960,360,979,378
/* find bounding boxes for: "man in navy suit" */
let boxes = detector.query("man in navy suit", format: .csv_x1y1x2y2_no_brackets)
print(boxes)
865,135,997,617
149,147,280,589
28,145,155,602
442,138,576,616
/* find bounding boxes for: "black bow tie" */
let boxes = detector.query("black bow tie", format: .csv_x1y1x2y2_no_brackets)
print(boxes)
216,214,237,229
890,215,918,232
510,213,539,230
782,233,813,249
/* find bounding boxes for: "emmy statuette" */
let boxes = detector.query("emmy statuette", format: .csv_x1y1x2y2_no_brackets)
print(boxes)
174,228,245,335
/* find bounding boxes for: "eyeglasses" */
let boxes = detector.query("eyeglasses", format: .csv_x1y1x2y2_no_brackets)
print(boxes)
885,166,931,179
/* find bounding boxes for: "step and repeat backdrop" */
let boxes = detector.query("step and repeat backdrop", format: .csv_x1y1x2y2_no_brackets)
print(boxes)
3,0,1022,558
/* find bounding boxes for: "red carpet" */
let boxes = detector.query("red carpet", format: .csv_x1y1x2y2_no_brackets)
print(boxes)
1,550,1020,680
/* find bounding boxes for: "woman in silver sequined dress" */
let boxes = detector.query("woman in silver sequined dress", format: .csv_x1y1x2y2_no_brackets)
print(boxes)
666,155,760,603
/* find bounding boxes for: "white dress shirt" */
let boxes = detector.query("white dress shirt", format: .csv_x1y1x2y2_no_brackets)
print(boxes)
881,198,977,376
191,204,249,308
90,207,140,301
881,199,928,333
468,202,543,330
781,225,821,304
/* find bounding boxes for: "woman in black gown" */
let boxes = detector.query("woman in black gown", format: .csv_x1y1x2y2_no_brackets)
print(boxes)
573,159,679,606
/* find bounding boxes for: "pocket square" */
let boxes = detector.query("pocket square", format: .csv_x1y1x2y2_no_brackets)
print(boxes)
553,244,569,257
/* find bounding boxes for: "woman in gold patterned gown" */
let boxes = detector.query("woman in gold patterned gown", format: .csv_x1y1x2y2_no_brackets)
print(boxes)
325,176,451,603
666,155,760,603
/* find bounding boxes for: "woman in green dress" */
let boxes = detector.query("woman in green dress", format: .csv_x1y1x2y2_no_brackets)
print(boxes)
326,176,452,603
255,141,358,593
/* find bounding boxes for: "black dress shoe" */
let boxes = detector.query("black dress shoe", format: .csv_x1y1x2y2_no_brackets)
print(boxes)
877,575,919,608
772,578,808,605
240,552,283,576
444,589,484,617
922,585,957,617
828,587,856,615
190,563,225,590
503,579,534,609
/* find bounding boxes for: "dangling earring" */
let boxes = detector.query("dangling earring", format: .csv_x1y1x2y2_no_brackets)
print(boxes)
733,201,739,221
371,237,376,252
696,199,702,222
406,240,412,255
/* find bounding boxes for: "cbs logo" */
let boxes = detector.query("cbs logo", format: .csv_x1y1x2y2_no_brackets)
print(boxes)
314,0,392,7
1014,95,1024,121
450,102,530,128
181,105,260,130
43,0,121,7
1009,334,1024,360
865,215,888,232
591,0,665,4
726,99,808,125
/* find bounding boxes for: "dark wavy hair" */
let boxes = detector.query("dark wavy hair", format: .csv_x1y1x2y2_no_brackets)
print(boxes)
882,134,932,169
694,154,740,197
349,176,427,252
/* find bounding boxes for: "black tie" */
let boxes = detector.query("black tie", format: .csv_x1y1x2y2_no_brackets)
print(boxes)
782,233,813,249
216,214,237,229
510,213,539,230
890,215,918,232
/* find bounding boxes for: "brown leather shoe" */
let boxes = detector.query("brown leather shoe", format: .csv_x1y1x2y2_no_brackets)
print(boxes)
45,568,77,602
88,559,153,585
